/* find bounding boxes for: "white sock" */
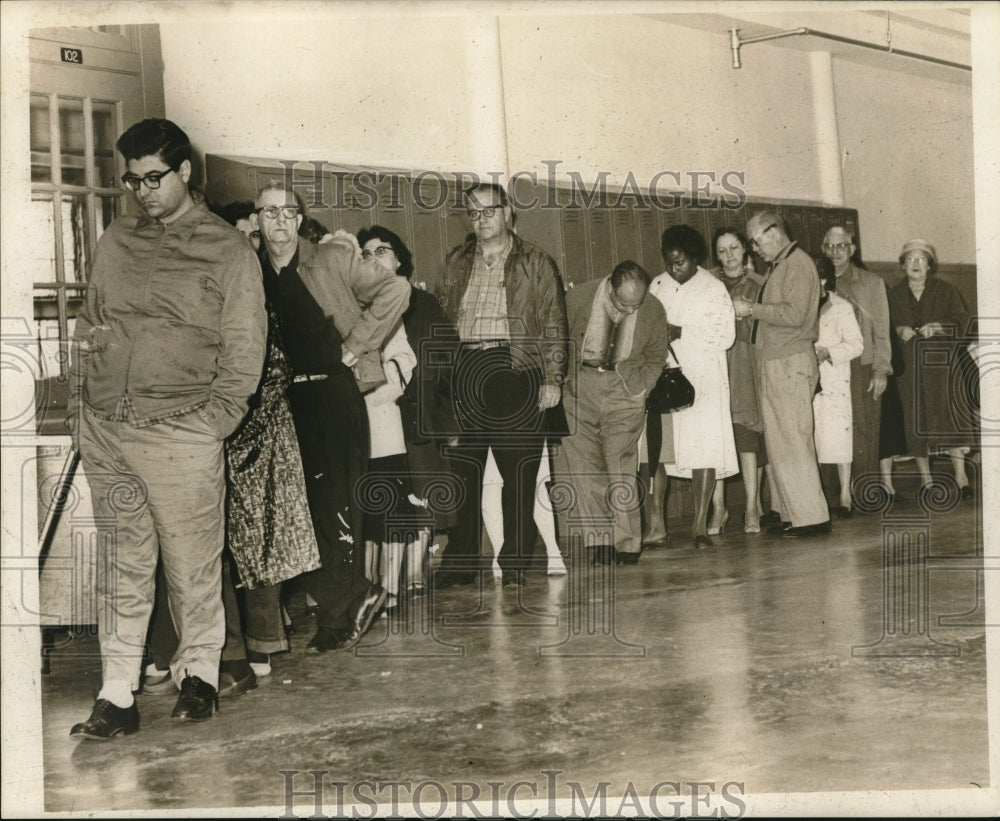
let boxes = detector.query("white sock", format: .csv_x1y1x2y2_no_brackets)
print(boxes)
98,680,134,708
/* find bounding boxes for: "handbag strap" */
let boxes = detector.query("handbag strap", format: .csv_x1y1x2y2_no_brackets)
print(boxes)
666,341,681,366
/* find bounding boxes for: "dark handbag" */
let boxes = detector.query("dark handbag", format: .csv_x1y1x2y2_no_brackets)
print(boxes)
646,343,695,413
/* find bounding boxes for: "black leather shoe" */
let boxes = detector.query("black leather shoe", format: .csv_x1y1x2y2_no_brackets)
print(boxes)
171,674,218,721
336,584,388,651
693,535,713,549
831,505,853,519
306,626,349,654
501,570,524,587
591,545,616,566
760,510,783,525
782,520,832,539
767,521,792,535
615,551,641,565
70,699,139,740
218,669,258,699
960,485,974,501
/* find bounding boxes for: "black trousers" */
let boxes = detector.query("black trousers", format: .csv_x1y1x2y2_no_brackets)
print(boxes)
286,369,371,630
440,347,548,574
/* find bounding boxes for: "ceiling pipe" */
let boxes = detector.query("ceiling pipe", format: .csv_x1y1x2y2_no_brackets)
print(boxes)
729,26,971,72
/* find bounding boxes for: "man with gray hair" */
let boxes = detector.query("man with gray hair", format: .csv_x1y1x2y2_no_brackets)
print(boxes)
733,212,830,538
821,226,891,509
253,181,410,652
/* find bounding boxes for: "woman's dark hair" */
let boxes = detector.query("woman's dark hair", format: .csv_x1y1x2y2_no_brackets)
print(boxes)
711,226,750,269
115,118,192,170
814,255,837,294
216,200,255,227
357,225,414,279
661,224,708,267
298,215,330,244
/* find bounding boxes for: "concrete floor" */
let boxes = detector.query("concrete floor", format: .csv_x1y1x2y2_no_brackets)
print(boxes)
39,474,989,815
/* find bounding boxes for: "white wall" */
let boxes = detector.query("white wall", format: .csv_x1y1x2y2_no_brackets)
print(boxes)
158,8,975,264
834,58,974,265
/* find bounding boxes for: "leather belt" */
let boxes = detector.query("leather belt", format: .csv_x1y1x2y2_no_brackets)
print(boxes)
461,340,510,351
292,373,328,383
581,362,615,373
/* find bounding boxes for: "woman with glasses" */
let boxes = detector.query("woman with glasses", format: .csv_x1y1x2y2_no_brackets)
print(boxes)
647,224,737,548
357,225,458,607
708,227,767,534
887,239,975,500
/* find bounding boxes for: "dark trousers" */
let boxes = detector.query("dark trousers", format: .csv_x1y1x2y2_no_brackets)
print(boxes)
441,347,547,574
286,368,371,631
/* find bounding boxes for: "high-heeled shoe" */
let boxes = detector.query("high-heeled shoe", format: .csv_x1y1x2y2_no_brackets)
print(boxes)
744,511,761,534
707,511,729,536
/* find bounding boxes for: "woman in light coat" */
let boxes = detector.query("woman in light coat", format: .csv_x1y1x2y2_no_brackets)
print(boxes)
648,224,737,548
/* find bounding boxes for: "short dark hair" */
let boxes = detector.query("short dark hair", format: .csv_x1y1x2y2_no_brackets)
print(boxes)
814,254,837,293
661,224,708,266
463,182,509,208
116,118,192,169
357,224,414,279
217,200,255,227
299,215,330,244
711,226,750,268
610,259,650,291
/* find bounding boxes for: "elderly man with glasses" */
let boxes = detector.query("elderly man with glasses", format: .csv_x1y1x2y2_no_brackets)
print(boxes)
252,181,410,653
820,226,892,509
435,182,568,588
67,119,267,739
732,212,831,538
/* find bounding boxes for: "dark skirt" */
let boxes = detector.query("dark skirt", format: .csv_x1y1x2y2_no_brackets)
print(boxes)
733,423,768,467
879,377,908,460
361,453,430,543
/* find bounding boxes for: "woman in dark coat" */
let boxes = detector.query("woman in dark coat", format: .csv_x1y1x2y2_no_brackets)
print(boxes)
887,239,974,498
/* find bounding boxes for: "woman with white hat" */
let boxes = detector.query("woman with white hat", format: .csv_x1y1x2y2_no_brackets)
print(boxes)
887,239,975,500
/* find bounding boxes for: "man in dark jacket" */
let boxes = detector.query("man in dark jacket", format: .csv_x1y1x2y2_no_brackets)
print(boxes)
557,261,668,566
434,182,568,587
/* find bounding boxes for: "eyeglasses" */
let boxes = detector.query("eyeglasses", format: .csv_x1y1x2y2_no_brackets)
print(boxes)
823,242,852,253
121,168,175,191
361,246,394,260
467,206,501,221
750,223,777,249
255,205,301,220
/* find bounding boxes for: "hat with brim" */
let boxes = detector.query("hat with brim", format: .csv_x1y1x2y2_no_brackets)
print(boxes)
899,239,937,267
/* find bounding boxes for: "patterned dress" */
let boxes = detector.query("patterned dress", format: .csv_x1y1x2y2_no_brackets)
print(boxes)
226,309,321,588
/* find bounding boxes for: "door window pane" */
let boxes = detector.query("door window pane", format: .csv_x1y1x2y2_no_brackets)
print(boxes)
29,193,57,282
92,100,117,188
96,195,118,241
58,97,86,186
61,195,91,283
30,94,52,183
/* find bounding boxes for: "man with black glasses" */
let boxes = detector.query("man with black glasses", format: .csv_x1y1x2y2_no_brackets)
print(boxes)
435,182,568,587
252,181,409,652
733,211,830,538
67,119,267,738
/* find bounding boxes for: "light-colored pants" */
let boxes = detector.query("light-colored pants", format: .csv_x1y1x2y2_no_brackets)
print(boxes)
79,408,225,691
758,352,829,527
557,369,646,555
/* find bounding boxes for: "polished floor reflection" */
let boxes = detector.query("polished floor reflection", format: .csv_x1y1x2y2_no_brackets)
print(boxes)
41,479,987,814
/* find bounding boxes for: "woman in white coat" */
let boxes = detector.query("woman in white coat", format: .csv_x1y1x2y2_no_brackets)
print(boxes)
813,256,863,517
649,224,737,548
